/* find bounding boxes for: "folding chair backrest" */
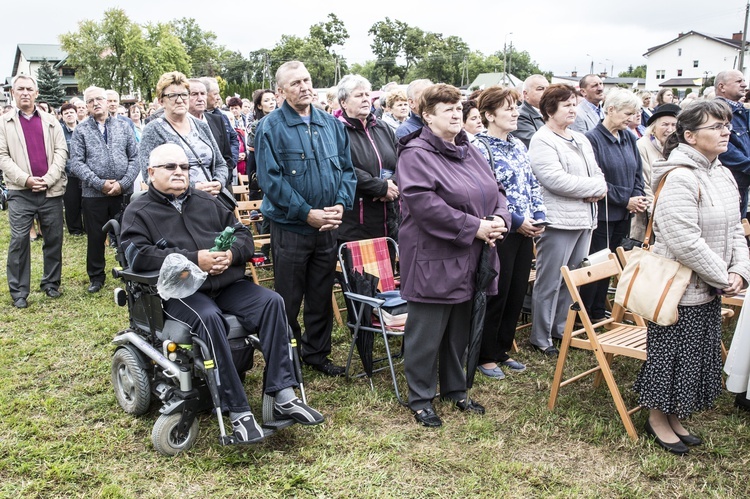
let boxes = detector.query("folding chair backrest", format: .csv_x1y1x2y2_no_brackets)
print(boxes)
562,255,632,324
339,238,398,293
743,218,750,239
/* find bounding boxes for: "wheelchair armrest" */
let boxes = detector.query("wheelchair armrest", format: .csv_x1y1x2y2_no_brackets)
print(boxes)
343,292,385,308
115,268,160,285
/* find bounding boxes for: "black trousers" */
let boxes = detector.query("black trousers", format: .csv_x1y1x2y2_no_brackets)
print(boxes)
581,218,631,319
163,279,297,413
271,222,337,365
479,232,534,364
82,195,126,284
63,175,84,235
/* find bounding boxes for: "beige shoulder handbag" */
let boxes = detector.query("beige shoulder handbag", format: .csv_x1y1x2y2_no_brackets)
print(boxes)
614,168,693,326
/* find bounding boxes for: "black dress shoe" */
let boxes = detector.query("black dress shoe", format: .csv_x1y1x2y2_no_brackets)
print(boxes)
414,407,442,427
442,397,485,415
533,344,559,357
12,297,28,309
44,288,61,298
307,358,345,377
735,392,750,412
644,420,689,455
87,282,103,293
675,431,702,446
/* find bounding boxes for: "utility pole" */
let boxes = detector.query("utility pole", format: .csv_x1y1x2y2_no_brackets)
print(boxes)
740,1,749,73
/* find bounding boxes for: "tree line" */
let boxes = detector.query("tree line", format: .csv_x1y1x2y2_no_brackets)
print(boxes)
56,9,554,101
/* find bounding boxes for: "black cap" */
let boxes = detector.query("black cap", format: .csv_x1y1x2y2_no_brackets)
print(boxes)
647,104,681,127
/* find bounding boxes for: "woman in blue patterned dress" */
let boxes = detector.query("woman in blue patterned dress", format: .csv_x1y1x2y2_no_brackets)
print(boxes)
473,86,547,378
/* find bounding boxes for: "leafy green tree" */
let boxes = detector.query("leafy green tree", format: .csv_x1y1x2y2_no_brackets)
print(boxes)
309,13,349,53
60,8,144,94
60,8,190,99
492,48,547,81
36,59,66,108
618,65,647,79
220,50,251,84
368,18,408,82
407,34,469,85
171,18,222,76
248,49,273,87
349,61,382,87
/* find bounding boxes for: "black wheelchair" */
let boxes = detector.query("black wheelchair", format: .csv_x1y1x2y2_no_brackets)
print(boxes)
105,220,303,456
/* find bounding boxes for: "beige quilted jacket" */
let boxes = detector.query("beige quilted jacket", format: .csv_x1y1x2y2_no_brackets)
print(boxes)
651,144,750,306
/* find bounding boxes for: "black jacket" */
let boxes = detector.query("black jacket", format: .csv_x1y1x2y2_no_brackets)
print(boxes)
338,112,398,242
120,186,254,294
205,112,235,174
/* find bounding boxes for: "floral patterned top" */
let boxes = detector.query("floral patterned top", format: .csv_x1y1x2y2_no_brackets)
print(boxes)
473,132,546,231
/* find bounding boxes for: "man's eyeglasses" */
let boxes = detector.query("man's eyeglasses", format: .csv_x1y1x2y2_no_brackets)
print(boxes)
86,96,106,104
152,163,190,171
162,92,189,102
693,122,733,132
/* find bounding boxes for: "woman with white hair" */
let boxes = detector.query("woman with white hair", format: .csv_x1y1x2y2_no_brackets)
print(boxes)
335,74,400,244
581,89,648,321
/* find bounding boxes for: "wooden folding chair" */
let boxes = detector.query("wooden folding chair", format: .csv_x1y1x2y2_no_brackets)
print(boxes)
234,201,273,287
232,184,249,202
548,254,647,442
337,237,405,405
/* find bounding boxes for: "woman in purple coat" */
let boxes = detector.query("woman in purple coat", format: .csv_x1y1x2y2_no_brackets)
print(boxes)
396,84,511,428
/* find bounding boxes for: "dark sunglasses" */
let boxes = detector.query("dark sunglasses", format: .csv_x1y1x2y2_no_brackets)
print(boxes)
152,163,189,171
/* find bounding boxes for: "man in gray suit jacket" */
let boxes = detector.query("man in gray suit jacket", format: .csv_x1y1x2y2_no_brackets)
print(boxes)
516,74,549,148
571,74,605,133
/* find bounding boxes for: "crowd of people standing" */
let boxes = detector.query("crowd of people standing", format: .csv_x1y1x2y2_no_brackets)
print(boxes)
2,64,750,453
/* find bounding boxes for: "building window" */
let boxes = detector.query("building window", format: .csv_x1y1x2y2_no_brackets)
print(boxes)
656,70,665,80
62,68,75,77
693,60,699,68
677,69,683,76
678,48,682,56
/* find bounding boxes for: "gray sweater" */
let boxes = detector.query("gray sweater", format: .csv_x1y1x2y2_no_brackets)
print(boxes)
69,116,139,198
138,116,228,187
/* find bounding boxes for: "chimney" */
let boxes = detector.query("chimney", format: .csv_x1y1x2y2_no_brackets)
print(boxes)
571,70,578,78
733,32,743,41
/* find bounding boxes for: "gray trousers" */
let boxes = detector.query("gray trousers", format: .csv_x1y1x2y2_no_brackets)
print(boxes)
404,300,472,412
6,190,64,300
530,227,591,349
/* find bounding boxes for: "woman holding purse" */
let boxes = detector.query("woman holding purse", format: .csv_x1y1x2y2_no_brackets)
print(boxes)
633,100,750,454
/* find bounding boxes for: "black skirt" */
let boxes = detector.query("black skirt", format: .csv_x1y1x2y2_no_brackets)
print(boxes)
633,297,723,419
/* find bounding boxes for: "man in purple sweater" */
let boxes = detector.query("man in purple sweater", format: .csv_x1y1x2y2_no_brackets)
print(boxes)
0,75,68,308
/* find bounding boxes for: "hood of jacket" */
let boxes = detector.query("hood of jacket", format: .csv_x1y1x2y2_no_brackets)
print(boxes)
652,143,719,189
397,124,473,162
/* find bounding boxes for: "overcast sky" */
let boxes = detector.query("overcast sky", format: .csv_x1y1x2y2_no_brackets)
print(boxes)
2,1,747,85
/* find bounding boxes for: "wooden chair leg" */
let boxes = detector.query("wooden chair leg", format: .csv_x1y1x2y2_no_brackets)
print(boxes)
593,353,614,388
332,289,344,327
548,309,577,410
592,347,640,442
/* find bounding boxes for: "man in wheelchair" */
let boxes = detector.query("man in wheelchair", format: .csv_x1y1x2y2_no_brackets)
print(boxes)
120,144,323,444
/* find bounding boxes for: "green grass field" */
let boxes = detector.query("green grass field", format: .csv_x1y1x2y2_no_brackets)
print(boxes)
1,209,749,498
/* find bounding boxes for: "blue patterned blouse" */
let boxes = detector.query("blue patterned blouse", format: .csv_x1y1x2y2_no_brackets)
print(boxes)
473,132,546,231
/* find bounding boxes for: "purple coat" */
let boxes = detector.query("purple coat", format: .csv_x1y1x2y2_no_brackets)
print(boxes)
396,126,510,304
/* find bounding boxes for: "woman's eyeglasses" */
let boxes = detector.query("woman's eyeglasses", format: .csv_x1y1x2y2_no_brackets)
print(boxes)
162,93,189,102
693,122,733,132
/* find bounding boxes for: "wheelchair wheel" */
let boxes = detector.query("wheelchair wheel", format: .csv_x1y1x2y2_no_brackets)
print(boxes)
111,347,151,415
152,413,199,456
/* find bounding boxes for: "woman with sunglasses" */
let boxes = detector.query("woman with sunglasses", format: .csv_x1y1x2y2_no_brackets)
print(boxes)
633,100,750,455
138,72,228,197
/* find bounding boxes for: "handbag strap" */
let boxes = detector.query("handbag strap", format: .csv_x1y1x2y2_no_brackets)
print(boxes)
642,166,688,248
163,117,214,182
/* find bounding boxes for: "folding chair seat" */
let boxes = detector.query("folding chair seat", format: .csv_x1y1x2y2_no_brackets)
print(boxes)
337,237,405,405
548,254,647,441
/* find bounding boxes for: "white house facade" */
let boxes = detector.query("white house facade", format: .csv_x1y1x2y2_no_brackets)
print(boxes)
644,31,749,92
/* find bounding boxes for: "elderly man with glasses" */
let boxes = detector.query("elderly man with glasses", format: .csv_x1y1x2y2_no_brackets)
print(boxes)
120,143,324,444
69,86,139,293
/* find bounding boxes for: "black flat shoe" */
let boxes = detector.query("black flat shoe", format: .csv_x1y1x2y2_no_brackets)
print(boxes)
644,420,689,455
305,358,345,377
88,282,103,293
442,397,485,415
533,344,559,357
675,431,702,446
413,407,442,427
735,392,750,412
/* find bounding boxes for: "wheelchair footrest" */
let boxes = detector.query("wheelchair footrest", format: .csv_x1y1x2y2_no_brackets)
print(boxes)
262,419,295,431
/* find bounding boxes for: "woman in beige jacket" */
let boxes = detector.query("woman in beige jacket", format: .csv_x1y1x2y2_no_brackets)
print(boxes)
634,100,750,455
